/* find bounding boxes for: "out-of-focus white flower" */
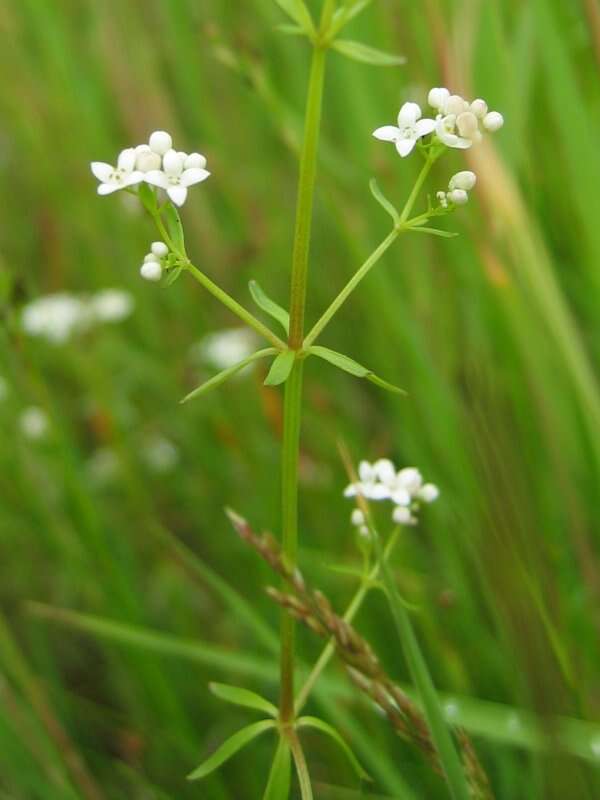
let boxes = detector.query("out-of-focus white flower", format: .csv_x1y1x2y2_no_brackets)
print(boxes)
144,148,210,207
194,327,259,370
142,436,179,473
392,505,417,526
419,483,440,503
344,460,392,501
22,294,88,343
20,406,48,440
350,507,370,539
396,467,423,495
483,111,504,132
148,131,173,156
90,289,134,323
91,148,144,195
373,102,436,158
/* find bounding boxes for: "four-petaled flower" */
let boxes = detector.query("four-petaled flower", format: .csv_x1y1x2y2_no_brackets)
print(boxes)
373,102,436,157
145,150,210,207
91,148,144,195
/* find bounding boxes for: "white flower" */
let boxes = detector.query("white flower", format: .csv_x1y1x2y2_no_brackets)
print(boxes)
90,289,134,323
449,171,477,191
22,294,89,343
392,505,417,526
148,130,173,156
20,406,48,440
396,467,423,495
134,145,162,173
145,149,210,207
344,460,391,501
428,87,450,112
91,148,144,195
140,255,163,282
435,114,472,150
418,483,440,503
373,102,436,157
195,327,259,370
151,241,169,258
483,111,504,132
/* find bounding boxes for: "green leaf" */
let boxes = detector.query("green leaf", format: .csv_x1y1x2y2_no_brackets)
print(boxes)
370,179,399,226
263,738,292,800
331,0,374,36
297,716,370,781
273,0,314,34
164,203,186,254
264,350,295,386
209,682,278,717
181,349,276,403
331,40,406,67
187,720,275,781
162,266,184,287
275,23,305,36
307,346,405,394
409,226,458,239
249,280,290,334
137,182,157,213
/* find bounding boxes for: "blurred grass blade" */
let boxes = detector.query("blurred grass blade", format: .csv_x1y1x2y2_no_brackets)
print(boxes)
264,349,295,386
331,40,405,66
187,719,275,780
209,682,278,717
308,346,405,393
181,348,276,403
297,716,370,781
370,179,399,225
249,280,290,334
263,738,292,800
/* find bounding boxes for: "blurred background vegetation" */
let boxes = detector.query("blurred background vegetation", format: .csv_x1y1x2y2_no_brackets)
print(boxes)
1,0,600,797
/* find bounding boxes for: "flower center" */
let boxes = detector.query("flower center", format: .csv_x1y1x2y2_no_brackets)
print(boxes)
400,126,415,139
168,175,181,186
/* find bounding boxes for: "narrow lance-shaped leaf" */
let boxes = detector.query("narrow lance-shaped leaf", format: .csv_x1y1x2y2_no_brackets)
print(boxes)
332,40,406,67
370,179,400,226
163,202,186,255
273,0,315,34
307,346,405,394
264,350,295,387
297,716,371,781
331,0,374,36
409,227,458,239
263,738,292,800
181,348,277,404
187,719,276,781
162,266,184,287
249,280,290,334
209,682,278,717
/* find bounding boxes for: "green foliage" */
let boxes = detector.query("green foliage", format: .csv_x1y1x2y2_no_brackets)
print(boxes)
263,738,292,800
331,39,405,66
209,682,278,716
307,345,405,393
297,716,370,781
181,348,277,402
187,719,276,780
264,349,296,385
249,280,290,334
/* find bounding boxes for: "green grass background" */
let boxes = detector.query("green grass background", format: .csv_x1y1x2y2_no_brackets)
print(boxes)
1,0,600,797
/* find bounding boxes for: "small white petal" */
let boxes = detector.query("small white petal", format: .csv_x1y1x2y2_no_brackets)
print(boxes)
136,150,162,172
144,170,169,189
117,148,137,172
185,152,207,170
140,261,163,282
163,149,184,176
397,467,423,494
392,506,415,526
483,111,504,132
180,168,210,188
90,162,113,182
397,102,421,126
415,118,436,138
122,171,144,188
97,182,121,195
374,459,396,485
344,484,358,497
456,111,479,139
373,125,400,142
358,461,375,482
149,130,173,156
367,483,391,501
395,138,416,157
443,94,468,116
390,487,411,506
470,98,488,119
151,241,169,258
167,185,188,206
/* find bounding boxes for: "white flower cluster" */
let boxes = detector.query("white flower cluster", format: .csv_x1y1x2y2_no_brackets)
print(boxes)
437,170,477,208
373,89,503,158
22,290,134,344
91,130,210,207
141,241,169,282
428,88,504,149
345,459,439,527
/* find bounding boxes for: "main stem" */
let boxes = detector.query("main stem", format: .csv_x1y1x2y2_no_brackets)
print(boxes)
279,41,328,723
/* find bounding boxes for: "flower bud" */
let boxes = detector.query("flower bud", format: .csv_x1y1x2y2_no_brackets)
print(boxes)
392,506,415,526
449,170,477,192
456,111,479,139
351,509,365,527
419,483,440,503
140,261,163,282
144,253,158,263
163,149,184,173
448,188,469,205
428,87,450,111
136,150,162,172
443,94,468,116
185,152,208,170
149,130,173,155
151,241,169,258
483,111,504,132
436,191,448,208
470,98,488,119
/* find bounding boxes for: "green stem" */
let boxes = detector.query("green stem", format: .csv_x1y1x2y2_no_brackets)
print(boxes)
289,731,314,800
372,528,471,800
304,152,439,348
295,527,401,713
